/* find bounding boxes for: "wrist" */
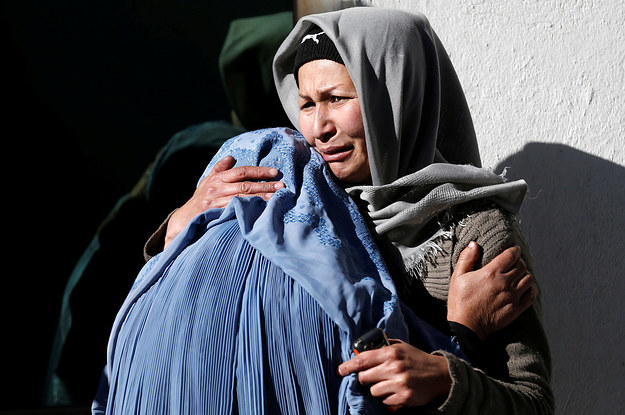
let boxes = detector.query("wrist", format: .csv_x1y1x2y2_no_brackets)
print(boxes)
164,209,183,250
447,315,488,342
431,354,453,403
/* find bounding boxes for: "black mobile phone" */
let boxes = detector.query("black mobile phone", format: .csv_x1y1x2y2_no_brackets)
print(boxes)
352,328,390,355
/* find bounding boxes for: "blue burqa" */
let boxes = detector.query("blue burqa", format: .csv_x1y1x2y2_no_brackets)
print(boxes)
95,128,464,414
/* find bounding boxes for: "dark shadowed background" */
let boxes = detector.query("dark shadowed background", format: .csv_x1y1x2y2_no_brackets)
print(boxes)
2,0,292,410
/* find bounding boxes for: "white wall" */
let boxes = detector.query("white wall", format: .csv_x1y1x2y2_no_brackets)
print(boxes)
329,0,625,413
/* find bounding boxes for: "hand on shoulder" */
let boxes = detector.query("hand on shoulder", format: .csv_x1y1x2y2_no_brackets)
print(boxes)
447,242,536,341
164,156,285,249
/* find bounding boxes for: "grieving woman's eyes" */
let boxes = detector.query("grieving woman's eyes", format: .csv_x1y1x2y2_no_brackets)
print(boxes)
300,96,350,111
300,101,315,110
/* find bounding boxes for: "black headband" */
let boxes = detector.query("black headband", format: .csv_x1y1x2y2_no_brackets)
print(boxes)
293,29,344,83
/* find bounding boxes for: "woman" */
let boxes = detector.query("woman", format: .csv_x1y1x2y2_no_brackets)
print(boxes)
270,9,553,413
274,8,552,413
101,7,552,415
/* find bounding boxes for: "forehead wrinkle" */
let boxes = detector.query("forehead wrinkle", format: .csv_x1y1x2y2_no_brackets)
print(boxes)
298,89,329,100
299,82,348,99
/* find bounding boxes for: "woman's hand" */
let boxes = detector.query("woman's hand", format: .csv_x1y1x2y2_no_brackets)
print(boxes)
447,242,536,341
164,156,285,249
338,339,451,410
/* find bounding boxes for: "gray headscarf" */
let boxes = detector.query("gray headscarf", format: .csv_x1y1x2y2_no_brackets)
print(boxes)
273,7,527,273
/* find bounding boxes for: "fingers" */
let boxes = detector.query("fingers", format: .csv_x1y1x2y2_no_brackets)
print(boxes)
208,156,282,185
339,340,408,383
485,245,532,294
370,381,414,409
500,255,535,312
209,155,237,176
503,256,529,288
225,180,285,197
219,164,281,183
202,157,285,203
518,283,537,310
212,156,285,192
487,245,522,273
452,241,481,278
356,358,394,386
338,349,384,377
514,273,536,309
515,272,533,292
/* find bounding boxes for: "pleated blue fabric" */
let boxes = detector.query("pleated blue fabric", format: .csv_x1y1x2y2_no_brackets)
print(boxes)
97,128,464,414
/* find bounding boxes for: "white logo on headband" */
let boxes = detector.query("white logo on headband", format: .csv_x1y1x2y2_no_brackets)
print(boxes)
301,31,325,44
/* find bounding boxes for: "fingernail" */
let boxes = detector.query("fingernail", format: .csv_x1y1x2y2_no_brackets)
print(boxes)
269,168,278,176
274,182,285,190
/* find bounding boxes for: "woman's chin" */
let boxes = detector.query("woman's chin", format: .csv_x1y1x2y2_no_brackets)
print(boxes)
329,166,371,186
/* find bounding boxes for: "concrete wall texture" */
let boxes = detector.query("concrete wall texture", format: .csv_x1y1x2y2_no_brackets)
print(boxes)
365,1,625,413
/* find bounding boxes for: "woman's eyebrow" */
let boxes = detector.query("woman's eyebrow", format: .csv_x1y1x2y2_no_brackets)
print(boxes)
299,84,346,99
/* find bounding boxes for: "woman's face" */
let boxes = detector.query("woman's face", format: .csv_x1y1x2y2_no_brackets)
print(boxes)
297,59,371,185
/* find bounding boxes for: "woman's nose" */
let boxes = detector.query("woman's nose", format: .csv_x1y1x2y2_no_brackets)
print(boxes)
313,105,335,142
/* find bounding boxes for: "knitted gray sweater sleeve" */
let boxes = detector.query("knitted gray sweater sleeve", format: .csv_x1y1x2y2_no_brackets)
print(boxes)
424,207,554,414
